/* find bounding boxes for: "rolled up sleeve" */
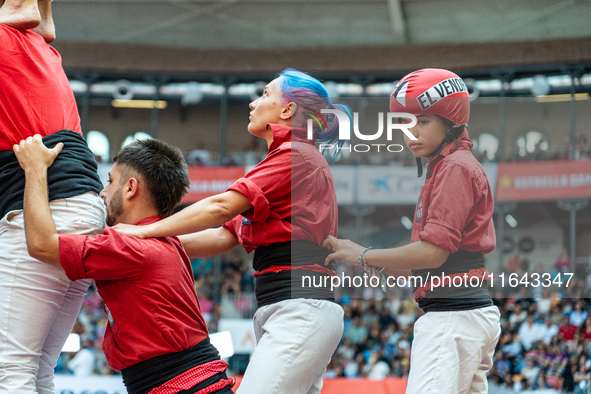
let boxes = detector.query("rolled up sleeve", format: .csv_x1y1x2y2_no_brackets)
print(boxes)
222,216,240,239
227,178,270,223
226,148,291,223
59,234,89,281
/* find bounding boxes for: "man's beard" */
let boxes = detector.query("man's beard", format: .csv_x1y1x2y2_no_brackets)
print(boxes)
105,188,124,227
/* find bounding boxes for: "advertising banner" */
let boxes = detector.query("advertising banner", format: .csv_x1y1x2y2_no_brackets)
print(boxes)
496,160,591,201
182,166,245,204
54,375,126,394
356,165,424,205
218,319,257,354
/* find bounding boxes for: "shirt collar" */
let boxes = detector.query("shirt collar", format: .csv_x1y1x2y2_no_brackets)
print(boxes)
132,215,164,226
267,123,313,152
427,129,474,170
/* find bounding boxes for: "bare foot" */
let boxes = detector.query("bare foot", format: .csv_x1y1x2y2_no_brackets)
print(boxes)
0,0,41,30
33,0,53,42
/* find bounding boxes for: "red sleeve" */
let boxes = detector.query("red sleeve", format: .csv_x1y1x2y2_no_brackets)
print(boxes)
419,163,475,254
222,216,240,239
226,147,291,222
59,228,147,281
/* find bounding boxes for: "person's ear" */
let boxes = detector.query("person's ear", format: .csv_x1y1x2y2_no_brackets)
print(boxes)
125,178,139,200
280,102,297,120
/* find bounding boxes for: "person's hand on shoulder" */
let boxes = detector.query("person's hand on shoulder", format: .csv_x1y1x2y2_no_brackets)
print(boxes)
111,223,147,238
13,134,63,173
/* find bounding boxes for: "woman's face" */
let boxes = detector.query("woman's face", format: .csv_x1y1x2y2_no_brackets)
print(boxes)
247,78,288,138
400,114,450,159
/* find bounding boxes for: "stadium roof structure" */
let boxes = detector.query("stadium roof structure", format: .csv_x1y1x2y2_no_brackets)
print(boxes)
53,0,591,81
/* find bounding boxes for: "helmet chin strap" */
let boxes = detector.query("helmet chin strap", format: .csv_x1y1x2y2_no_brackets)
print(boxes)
416,125,465,178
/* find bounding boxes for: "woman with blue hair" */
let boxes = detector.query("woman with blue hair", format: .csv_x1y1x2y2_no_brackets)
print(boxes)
114,68,352,393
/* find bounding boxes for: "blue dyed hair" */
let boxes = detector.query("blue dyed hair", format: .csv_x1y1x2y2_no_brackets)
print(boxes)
278,68,352,158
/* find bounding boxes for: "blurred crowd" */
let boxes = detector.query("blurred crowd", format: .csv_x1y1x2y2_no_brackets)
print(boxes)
56,245,591,394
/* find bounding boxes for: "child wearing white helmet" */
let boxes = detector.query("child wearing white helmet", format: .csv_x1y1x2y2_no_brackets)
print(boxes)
323,68,500,394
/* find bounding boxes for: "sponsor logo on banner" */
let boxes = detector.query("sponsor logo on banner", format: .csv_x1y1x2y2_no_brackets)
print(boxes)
496,160,591,201
357,166,424,205
182,167,245,204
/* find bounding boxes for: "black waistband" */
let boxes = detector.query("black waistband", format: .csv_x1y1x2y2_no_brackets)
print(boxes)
412,250,492,312
0,130,104,218
122,337,225,394
254,241,336,307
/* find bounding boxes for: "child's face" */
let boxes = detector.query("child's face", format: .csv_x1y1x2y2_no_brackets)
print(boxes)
400,114,450,158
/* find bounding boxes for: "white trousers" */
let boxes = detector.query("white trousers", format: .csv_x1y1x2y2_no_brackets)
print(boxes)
237,299,344,394
0,192,105,394
406,305,501,394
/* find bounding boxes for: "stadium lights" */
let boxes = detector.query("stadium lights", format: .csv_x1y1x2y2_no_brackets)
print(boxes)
505,215,518,228
111,99,168,109
61,333,81,353
535,93,589,103
401,216,413,230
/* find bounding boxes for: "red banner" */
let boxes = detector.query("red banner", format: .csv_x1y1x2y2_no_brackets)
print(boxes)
496,160,591,201
182,166,245,204
231,377,408,393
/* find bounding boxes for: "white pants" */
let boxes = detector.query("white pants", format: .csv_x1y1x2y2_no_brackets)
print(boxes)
406,305,501,394
0,192,105,394
237,299,344,394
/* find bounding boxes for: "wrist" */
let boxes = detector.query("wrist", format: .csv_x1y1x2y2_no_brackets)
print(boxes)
24,166,48,176
358,246,372,267
141,223,156,238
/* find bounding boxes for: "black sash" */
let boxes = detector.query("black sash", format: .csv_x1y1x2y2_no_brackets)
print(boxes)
253,240,336,307
412,250,493,312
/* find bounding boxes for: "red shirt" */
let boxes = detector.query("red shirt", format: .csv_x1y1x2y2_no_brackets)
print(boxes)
411,130,496,254
223,124,338,253
59,216,208,371
559,324,577,341
0,26,81,151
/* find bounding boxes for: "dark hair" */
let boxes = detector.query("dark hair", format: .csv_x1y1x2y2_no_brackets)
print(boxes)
113,139,190,217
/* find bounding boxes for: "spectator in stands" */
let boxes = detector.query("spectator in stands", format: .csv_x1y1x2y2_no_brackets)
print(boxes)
540,316,559,345
571,301,589,327
518,314,543,350
186,141,211,166
573,354,591,393
575,135,590,160
67,341,96,377
509,304,528,328
560,316,578,342
521,357,540,387
555,246,572,272
536,288,553,315
347,316,368,347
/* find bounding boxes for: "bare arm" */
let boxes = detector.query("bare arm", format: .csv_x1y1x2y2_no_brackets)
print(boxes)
13,135,62,267
322,236,449,271
178,227,239,258
113,190,252,239
383,268,414,278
